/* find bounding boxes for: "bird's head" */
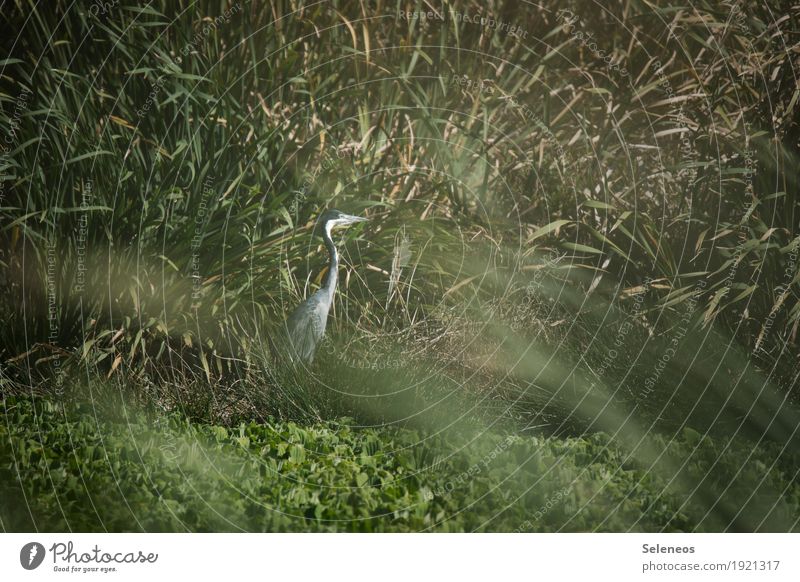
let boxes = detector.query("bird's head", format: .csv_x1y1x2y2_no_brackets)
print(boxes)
313,209,368,237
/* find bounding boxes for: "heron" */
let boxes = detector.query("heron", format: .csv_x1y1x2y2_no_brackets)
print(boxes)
282,209,368,365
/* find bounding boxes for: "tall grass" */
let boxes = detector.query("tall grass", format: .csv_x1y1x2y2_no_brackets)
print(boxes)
0,0,798,442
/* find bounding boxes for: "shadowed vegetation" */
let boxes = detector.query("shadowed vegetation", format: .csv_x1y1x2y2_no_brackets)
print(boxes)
1,0,799,531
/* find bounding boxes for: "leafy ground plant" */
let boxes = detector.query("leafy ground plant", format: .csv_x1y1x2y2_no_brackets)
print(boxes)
2,395,798,532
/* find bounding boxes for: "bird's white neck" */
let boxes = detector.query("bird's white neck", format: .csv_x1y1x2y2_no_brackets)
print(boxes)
321,221,339,301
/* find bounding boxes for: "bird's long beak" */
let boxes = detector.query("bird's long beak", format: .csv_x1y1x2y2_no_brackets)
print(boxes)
342,214,368,224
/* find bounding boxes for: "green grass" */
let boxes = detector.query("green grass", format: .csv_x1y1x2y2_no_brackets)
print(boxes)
2,395,798,532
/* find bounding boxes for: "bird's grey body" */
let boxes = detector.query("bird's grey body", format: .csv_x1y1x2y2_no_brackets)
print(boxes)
285,274,335,364
283,209,366,364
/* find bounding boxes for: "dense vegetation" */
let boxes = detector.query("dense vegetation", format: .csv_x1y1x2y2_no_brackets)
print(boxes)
1,0,799,531
3,396,798,532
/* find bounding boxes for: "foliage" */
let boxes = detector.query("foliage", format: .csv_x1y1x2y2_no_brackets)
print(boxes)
1,0,798,388
2,395,798,532
1,0,799,533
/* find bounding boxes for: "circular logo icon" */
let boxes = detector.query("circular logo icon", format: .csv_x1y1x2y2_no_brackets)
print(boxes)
20,542,46,570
